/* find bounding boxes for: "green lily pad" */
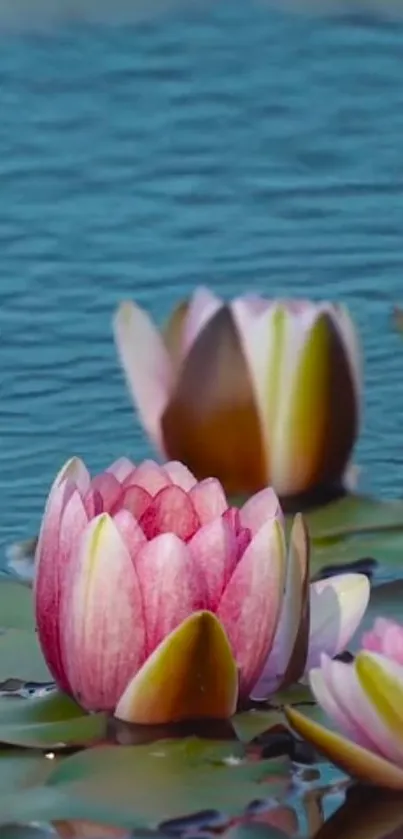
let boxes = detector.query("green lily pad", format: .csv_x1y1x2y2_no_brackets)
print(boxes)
233,710,285,743
305,494,403,540
0,691,106,749
310,530,403,581
0,739,290,829
0,749,54,794
0,581,34,632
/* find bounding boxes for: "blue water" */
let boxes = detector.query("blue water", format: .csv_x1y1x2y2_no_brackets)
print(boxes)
1,1,403,555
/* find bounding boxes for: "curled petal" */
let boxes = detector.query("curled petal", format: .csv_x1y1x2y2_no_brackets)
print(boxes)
306,573,370,671
285,706,403,790
251,514,310,699
139,485,200,541
113,301,173,451
61,514,146,711
134,533,198,655
217,518,286,698
239,487,283,535
115,611,238,724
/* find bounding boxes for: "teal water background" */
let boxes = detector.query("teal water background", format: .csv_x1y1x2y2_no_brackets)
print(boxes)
1,1,403,558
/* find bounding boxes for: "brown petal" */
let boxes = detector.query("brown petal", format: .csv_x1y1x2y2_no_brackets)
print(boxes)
278,514,310,690
312,313,359,489
161,306,267,496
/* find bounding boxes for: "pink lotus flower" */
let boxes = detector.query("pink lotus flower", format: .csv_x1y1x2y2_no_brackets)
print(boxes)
362,617,403,665
35,457,369,725
286,618,403,789
113,288,361,499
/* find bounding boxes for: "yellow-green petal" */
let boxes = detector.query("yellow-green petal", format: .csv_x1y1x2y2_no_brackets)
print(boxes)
285,706,403,790
115,611,238,725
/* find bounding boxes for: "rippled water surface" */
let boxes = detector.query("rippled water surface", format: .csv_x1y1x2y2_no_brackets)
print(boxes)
1,1,403,553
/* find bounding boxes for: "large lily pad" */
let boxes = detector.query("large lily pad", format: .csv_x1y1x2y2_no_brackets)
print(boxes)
304,495,403,540
0,739,290,829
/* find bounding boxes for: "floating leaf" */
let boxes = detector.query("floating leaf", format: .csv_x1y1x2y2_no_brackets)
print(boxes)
304,495,403,540
45,739,289,828
0,691,106,749
233,711,285,744
0,739,290,829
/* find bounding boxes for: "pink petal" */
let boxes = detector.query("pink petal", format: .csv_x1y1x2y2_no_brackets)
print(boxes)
164,461,198,491
51,457,91,497
119,485,153,520
35,485,88,692
134,533,197,655
188,518,238,611
113,301,173,451
309,664,365,745
106,457,136,482
240,487,283,536
139,485,200,542
112,509,147,563
217,518,286,698
183,286,223,354
189,478,228,525
305,573,370,671
61,514,146,712
125,460,172,495
83,488,104,518
91,473,123,514
251,514,310,699
362,618,403,666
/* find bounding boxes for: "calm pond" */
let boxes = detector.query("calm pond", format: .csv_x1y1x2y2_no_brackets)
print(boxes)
0,2,403,836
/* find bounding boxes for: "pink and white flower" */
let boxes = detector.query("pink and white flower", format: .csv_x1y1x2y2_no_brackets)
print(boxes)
286,617,403,789
113,288,361,498
34,457,369,725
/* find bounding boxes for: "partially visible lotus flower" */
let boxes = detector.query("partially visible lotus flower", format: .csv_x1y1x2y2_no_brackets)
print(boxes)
35,457,369,725
362,617,403,665
286,618,403,789
113,288,361,499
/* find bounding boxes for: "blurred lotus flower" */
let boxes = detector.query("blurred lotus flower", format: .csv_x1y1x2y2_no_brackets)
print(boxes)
35,457,369,725
286,638,403,789
113,288,361,499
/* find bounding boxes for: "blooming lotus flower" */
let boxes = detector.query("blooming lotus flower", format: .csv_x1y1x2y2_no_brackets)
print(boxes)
285,619,403,789
35,457,369,725
113,288,361,498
